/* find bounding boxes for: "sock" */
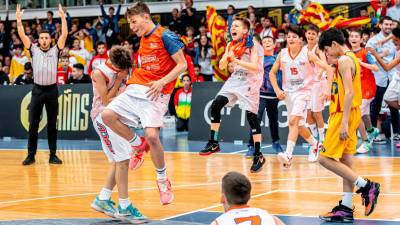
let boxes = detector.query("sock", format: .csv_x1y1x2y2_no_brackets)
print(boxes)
306,136,317,146
156,167,167,180
309,123,318,137
318,128,325,142
129,134,142,147
210,130,219,142
367,127,374,133
99,188,112,200
119,198,131,209
354,176,368,188
254,142,261,156
286,140,296,157
341,192,353,208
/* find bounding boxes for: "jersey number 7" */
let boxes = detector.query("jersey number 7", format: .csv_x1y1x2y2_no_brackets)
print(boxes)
234,216,261,225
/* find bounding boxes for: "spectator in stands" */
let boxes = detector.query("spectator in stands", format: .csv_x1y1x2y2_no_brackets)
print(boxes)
14,62,34,85
85,21,98,47
360,6,369,17
74,29,94,53
0,71,9,85
195,24,210,42
88,42,108,76
169,8,184,35
226,5,235,31
3,55,11,68
362,28,371,46
100,0,121,46
193,64,204,82
69,38,92,73
180,0,197,30
57,55,72,85
0,21,5,55
43,11,56,36
247,5,256,16
392,19,399,29
93,17,106,43
249,12,262,34
174,74,192,132
194,35,213,81
9,44,29,84
259,16,277,39
2,65,9,78
387,0,400,21
183,26,196,56
67,63,91,84
68,23,79,45
281,13,290,30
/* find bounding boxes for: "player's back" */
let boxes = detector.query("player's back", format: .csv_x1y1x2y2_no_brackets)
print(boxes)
213,206,276,225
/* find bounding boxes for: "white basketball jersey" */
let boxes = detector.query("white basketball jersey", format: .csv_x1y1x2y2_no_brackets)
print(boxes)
280,46,314,93
214,206,276,225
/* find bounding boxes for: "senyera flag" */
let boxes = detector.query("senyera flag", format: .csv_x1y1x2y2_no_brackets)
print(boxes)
206,5,228,81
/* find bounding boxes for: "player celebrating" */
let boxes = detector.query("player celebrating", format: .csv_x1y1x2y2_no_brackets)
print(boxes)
269,25,332,168
304,24,327,162
101,2,187,206
210,171,285,225
90,46,147,222
348,30,379,154
318,28,380,223
198,18,265,173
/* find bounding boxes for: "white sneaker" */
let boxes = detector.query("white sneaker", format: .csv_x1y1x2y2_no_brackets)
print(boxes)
373,134,386,144
277,151,292,168
367,127,380,141
357,141,371,154
392,133,400,142
307,142,321,162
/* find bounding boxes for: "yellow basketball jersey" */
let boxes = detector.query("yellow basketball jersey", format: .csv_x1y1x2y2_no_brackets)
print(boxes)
329,51,362,114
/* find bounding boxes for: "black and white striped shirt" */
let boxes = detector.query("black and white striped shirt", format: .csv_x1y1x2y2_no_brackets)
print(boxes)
30,44,59,86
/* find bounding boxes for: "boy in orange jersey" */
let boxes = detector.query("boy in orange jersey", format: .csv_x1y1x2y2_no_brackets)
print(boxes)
101,1,187,208
318,28,380,223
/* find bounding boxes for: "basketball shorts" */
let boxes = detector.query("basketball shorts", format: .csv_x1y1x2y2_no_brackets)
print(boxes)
384,78,400,105
285,92,310,126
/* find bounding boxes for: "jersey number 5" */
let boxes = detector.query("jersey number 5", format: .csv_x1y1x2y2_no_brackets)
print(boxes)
235,216,261,225
290,67,298,75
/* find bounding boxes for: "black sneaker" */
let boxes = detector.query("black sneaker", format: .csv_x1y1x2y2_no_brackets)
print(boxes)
356,179,380,216
319,201,354,223
199,140,220,156
22,154,35,166
250,154,265,173
49,154,63,164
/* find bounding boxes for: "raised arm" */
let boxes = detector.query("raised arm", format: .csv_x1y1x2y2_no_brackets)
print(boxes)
100,0,107,18
57,4,68,49
16,4,31,49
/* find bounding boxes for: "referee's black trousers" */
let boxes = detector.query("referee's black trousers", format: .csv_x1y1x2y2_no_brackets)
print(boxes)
28,84,58,155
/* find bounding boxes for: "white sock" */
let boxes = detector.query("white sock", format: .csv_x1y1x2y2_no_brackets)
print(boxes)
286,140,296,157
308,123,318,137
99,188,112,200
354,176,368,188
129,134,142,147
341,192,353,208
318,128,325,142
119,198,131,209
156,167,167,180
306,136,317,146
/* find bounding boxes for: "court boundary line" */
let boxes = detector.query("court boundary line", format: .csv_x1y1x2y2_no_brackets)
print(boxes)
0,173,399,205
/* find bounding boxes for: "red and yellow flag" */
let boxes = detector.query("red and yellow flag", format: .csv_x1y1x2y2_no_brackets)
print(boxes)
206,5,228,81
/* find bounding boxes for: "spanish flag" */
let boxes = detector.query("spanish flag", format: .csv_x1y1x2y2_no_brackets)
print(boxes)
206,5,228,81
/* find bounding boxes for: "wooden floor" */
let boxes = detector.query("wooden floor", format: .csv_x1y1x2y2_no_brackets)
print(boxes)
0,150,399,221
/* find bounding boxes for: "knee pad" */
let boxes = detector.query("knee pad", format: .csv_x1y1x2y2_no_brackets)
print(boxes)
210,96,229,123
247,111,261,134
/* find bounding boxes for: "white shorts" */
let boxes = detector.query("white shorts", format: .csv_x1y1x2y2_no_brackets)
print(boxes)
308,80,326,112
93,115,131,163
106,84,170,128
384,79,400,104
360,98,373,116
217,76,261,114
285,92,310,126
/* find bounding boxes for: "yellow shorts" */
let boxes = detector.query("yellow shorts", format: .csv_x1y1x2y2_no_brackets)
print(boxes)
320,108,361,159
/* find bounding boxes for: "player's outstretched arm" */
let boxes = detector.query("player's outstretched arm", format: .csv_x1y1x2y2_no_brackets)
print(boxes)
269,52,285,100
16,4,31,49
92,69,126,105
368,47,400,72
57,4,68,49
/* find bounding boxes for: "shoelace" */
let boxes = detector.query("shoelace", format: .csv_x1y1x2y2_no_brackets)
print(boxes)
106,200,116,209
356,188,370,207
128,207,143,217
158,180,169,192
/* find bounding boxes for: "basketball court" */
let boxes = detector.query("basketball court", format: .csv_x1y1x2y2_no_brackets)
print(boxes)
0,129,399,225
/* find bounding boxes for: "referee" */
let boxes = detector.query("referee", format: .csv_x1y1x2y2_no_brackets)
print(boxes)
16,4,68,165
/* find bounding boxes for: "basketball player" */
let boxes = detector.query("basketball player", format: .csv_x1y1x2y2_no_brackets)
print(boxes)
304,24,327,162
90,46,148,222
210,171,285,225
269,25,332,168
318,28,380,222
348,30,380,154
101,2,187,206
199,18,266,173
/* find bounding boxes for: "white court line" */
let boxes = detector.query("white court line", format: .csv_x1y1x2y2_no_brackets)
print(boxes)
229,145,272,154
277,189,400,196
0,173,399,205
160,189,281,221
